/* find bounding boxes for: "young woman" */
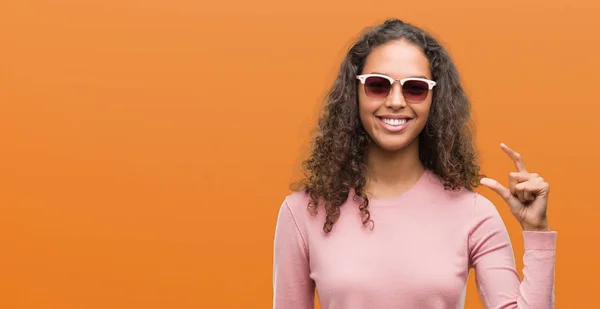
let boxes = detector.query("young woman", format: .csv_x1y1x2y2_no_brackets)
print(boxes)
272,19,556,309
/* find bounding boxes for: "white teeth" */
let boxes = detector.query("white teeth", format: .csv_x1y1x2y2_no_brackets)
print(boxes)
382,118,408,126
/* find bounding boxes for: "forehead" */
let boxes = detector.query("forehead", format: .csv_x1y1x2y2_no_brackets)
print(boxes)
362,39,431,79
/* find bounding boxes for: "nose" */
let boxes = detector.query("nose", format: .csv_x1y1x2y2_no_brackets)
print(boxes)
385,82,406,110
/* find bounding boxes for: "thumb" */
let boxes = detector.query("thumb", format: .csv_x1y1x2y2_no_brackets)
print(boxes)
480,177,513,203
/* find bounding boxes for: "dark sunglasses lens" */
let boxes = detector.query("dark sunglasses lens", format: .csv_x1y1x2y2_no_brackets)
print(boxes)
364,76,391,98
402,80,429,102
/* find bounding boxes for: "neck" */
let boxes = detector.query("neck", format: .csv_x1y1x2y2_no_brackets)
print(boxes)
364,140,425,199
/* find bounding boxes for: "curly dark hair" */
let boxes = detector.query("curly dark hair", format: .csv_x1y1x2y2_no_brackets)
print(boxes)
291,18,484,234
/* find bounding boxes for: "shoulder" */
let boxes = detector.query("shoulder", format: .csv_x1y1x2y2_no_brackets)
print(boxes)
437,185,503,223
420,171,502,220
285,189,312,208
275,190,325,245
467,192,509,238
282,190,312,217
277,190,321,228
471,192,502,218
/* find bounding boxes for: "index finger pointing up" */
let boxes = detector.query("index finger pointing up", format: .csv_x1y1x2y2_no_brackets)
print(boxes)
500,143,528,173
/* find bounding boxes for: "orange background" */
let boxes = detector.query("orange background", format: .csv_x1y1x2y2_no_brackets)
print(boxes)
1,0,599,308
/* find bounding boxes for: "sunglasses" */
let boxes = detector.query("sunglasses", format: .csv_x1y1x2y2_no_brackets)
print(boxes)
356,73,437,103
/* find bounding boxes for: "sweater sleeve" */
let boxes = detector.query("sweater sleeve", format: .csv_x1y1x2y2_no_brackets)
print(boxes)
469,193,556,309
272,198,315,309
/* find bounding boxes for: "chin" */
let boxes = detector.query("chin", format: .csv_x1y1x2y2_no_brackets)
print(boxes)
372,138,414,153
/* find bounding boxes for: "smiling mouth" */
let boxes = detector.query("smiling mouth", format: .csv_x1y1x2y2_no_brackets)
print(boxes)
378,117,410,126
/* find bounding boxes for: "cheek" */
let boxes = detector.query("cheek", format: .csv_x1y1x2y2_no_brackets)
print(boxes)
409,103,432,135
358,99,377,125
414,101,432,121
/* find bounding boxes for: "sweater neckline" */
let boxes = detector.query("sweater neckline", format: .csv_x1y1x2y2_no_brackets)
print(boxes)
361,169,435,207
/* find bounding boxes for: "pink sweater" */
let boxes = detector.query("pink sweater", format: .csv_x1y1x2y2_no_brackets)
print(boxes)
272,170,556,309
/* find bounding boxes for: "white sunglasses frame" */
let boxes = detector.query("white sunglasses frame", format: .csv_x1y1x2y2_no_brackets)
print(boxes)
357,73,437,88
356,73,437,99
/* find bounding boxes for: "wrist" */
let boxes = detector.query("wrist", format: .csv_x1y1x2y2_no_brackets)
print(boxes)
523,226,552,232
522,219,551,232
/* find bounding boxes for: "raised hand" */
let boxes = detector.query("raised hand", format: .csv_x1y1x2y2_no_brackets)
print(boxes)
479,143,551,232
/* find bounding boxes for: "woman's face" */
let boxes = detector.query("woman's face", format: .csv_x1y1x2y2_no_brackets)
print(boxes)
358,39,433,153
